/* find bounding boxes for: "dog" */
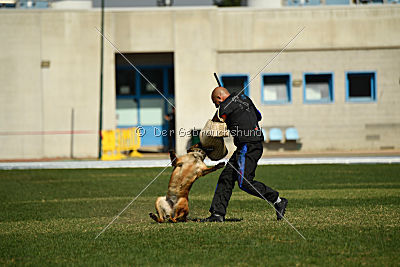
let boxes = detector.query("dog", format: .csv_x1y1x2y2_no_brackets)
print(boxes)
149,144,225,223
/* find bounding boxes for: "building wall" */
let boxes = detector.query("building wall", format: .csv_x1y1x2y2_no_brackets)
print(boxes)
0,6,399,159
216,6,400,153
0,10,103,159
0,12,44,159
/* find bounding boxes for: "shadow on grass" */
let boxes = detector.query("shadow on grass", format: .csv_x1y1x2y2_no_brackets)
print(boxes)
189,217,243,223
147,217,243,223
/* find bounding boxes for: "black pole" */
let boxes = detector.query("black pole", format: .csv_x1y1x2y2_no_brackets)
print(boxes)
98,0,105,159
214,72,222,87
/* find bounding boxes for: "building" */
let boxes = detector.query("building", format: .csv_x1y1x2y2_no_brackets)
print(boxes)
0,4,399,160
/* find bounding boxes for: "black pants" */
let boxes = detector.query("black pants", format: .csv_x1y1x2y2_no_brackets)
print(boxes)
209,142,279,216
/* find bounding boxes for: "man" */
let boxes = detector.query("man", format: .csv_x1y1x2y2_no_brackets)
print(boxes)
201,87,288,222
164,107,175,151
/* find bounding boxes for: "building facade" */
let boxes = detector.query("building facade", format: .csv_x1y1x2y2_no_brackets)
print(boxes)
0,5,399,159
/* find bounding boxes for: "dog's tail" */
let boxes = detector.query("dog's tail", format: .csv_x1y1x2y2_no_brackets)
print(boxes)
149,213,160,223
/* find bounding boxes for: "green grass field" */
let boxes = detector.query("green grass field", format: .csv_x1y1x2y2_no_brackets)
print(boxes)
1,164,399,266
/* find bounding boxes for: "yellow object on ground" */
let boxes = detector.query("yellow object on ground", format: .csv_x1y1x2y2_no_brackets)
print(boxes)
120,128,142,158
101,128,142,160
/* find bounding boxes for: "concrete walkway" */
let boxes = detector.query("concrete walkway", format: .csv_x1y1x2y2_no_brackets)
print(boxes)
0,156,399,170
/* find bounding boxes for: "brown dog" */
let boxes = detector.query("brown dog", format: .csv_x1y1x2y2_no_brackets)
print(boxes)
149,145,224,223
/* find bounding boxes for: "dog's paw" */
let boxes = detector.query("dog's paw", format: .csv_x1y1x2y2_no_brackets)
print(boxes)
149,213,159,222
216,162,225,169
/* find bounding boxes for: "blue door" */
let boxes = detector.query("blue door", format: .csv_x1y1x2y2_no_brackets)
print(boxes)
116,65,174,149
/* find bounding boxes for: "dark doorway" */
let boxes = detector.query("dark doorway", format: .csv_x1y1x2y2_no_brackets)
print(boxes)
115,52,174,151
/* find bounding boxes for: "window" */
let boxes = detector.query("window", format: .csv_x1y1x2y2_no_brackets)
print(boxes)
262,74,291,104
220,75,249,96
116,69,136,95
140,69,164,95
286,0,321,6
325,0,350,4
303,73,333,103
346,72,376,102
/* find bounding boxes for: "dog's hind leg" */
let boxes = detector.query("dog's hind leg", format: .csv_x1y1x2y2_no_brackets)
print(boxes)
150,197,166,223
170,198,189,223
152,196,172,223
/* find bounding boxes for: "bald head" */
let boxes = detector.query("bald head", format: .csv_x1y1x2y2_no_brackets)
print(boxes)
211,87,230,108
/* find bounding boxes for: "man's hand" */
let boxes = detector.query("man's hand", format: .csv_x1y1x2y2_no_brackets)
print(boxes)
212,112,220,122
212,111,225,122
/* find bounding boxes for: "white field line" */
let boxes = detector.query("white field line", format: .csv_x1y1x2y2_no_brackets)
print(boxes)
1,156,399,170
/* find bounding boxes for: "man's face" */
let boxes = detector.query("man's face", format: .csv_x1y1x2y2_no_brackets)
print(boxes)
212,95,223,108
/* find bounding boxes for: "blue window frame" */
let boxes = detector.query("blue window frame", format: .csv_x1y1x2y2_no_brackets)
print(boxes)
220,74,249,96
1,3,16,8
287,0,321,6
261,74,291,105
19,0,49,8
303,73,334,104
346,71,376,102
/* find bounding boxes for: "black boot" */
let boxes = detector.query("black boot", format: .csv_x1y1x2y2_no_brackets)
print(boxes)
274,198,288,221
200,213,225,222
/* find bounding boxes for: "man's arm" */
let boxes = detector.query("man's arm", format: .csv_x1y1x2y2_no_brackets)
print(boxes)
248,97,262,121
254,107,262,121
